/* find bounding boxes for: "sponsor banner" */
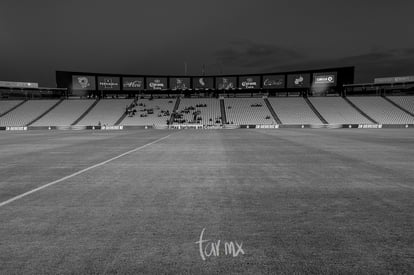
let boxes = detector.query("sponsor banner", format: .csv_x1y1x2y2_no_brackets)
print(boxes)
239,76,260,89
0,81,38,88
98,76,120,90
5,126,27,131
374,76,414,84
256,125,280,129
216,77,237,90
262,75,285,89
123,77,144,91
169,77,190,90
287,74,311,88
313,72,337,86
101,125,124,130
146,77,167,90
72,75,96,90
193,77,214,89
240,125,257,129
358,124,382,129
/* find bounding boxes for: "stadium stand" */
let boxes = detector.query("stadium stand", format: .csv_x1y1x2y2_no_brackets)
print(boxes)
268,97,321,124
76,99,133,126
174,98,222,125
224,98,275,125
348,97,414,124
0,100,60,126
121,98,175,126
387,96,414,115
32,99,97,126
309,97,372,124
0,100,24,116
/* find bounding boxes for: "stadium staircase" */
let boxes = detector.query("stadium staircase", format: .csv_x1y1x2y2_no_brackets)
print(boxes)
71,99,100,125
114,112,127,126
304,97,328,124
169,97,181,125
264,98,282,124
26,99,64,126
383,96,414,117
0,99,27,117
220,99,227,124
343,97,377,124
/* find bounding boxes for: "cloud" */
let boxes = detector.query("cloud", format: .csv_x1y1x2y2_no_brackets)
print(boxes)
214,40,305,71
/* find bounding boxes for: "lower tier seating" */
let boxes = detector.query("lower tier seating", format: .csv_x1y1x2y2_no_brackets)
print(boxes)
121,98,176,126
268,97,321,124
32,99,96,126
348,97,414,124
174,98,221,125
77,99,133,126
224,98,275,125
387,96,414,114
0,100,24,116
0,100,59,126
309,97,372,124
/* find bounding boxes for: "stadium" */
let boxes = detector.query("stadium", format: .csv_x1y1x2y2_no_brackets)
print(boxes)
1,1,414,274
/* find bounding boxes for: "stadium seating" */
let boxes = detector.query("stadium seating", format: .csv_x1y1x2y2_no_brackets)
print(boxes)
32,99,96,126
0,100,24,116
76,99,133,126
121,98,175,126
309,97,372,124
387,96,414,114
268,97,321,124
348,97,414,124
0,100,59,126
224,98,275,125
174,98,221,125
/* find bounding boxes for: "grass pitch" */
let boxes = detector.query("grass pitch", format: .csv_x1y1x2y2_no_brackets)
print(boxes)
0,129,413,274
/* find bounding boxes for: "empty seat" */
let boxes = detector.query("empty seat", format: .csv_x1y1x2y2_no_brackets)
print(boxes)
32,99,96,126
309,97,371,124
348,97,414,124
268,97,321,124
224,98,275,125
387,96,414,114
77,99,133,126
0,100,59,126
0,100,24,116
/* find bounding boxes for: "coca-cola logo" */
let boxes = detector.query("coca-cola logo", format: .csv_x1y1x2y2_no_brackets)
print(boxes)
264,78,283,87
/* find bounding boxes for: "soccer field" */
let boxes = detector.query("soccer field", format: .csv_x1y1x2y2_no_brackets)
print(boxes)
0,129,413,274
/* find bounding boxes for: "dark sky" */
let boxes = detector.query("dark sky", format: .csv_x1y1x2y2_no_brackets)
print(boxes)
1,0,414,87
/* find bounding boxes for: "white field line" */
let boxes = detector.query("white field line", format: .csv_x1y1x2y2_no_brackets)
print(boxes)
0,134,171,208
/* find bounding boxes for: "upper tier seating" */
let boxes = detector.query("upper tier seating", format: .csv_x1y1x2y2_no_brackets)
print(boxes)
174,98,221,125
268,97,321,124
77,99,133,126
0,100,24,116
121,98,176,126
348,97,414,124
309,97,372,124
387,96,414,114
0,100,59,126
224,98,275,125
32,99,96,126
